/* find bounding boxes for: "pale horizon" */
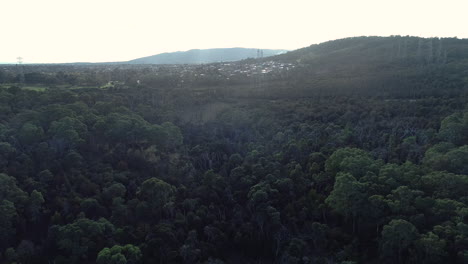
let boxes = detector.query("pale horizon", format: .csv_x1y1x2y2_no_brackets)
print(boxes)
2,0,467,63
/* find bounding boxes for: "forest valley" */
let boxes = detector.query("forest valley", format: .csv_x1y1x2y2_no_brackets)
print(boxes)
1,36,468,263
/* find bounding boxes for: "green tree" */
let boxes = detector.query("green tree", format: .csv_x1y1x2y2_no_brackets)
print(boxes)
137,178,175,217
96,244,142,264
161,122,183,149
326,172,367,233
415,232,447,264
102,183,127,204
48,116,88,147
0,200,17,250
52,218,115,263
80,198,105,219
438,112,468,145
17,122,44,146
28,190,45,222
0,173,28,207
325,148,380,179
380,219,419,263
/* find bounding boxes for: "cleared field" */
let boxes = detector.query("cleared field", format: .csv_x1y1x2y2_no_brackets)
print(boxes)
0,83,94,91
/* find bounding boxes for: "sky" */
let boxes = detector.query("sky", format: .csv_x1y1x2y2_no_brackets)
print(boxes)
1,0,467,63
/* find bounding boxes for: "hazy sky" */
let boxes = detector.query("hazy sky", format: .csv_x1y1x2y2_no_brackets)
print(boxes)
1,0,467,63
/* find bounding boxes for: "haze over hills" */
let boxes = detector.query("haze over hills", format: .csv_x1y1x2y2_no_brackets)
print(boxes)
1,48,287,65
3,36,468,99
126,48,288,64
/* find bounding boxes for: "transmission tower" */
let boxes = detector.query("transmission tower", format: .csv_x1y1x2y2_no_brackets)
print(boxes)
256,49,264,58
16,56,25,86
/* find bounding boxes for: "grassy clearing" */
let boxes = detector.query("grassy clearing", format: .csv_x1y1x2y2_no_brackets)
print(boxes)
0,84,47,91
0,83,95,91
21,86,47,91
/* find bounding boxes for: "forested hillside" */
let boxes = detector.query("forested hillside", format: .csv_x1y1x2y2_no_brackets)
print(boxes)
270,36,468,97
0,36,468,263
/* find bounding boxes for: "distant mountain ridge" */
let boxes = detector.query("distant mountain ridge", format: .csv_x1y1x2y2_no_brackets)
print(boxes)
127,48,288,64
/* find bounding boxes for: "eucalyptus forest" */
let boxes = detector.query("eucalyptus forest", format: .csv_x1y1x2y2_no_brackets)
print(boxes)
1,36,468,263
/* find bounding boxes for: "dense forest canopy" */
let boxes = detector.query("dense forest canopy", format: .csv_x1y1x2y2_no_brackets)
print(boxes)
0,36,468,263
